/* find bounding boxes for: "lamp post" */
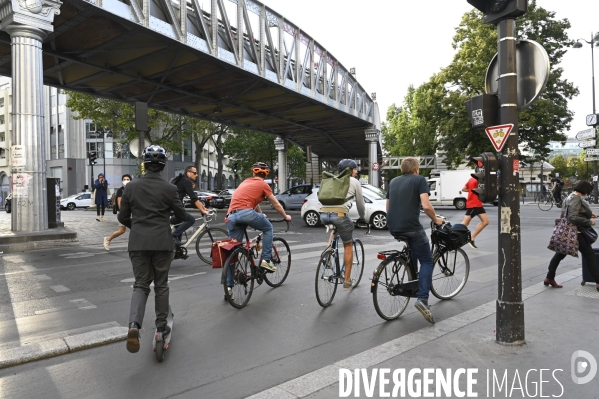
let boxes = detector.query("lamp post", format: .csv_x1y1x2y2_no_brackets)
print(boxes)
573,32,599,202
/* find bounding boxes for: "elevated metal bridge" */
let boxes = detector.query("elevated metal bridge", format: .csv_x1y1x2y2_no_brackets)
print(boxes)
0,0,381,232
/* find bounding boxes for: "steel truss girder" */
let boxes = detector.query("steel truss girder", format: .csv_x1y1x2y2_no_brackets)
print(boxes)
80,0,375,124
382,156,437,170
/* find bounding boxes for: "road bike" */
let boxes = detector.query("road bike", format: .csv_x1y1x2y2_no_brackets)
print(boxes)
538,192,556,211
171,210,229,262
371,217,470,321
315,221,369,307
222,219,291,309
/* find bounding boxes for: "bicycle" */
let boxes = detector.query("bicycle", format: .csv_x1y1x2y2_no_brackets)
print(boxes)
170,210,229,262
315,221,370,307
538,192,555,211
222,219,291,309
370,217,470,321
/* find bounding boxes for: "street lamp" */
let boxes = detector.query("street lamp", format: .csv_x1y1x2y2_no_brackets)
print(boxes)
573,32,599,202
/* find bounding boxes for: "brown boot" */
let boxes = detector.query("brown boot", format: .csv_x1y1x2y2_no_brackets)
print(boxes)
544,278,563,288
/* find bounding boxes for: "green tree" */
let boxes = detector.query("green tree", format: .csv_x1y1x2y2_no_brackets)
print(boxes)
548,154,567,177
384,1,578,168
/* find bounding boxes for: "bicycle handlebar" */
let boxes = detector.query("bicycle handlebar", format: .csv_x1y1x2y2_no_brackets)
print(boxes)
268,218,293,232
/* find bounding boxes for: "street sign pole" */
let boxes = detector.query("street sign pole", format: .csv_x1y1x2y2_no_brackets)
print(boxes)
496,18,525,345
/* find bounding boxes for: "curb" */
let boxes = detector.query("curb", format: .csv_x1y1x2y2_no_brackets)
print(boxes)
0,326,127,369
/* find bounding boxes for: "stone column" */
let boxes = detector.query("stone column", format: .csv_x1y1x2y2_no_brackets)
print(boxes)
0,0,62,232
365,127,380,187
274,136,287,193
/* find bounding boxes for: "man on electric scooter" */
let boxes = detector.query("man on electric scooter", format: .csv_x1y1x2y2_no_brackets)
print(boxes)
386,157,443,324
118,146,187,353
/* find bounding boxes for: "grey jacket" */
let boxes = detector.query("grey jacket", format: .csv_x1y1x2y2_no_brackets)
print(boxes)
118,171,187,251
561,194,592,229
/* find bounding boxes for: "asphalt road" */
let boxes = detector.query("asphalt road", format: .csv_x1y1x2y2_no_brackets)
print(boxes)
0,204,585,398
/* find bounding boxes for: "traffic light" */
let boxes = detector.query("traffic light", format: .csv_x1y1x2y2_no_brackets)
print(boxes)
232,162,238,173
88,151,97,165
466,0,528,25
469,152,498,203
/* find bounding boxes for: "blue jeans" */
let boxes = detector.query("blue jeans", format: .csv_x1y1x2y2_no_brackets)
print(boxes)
172,212,195,242
398,229,433,301
225,209,273,287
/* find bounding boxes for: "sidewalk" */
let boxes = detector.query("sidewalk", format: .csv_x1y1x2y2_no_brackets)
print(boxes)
248,269,599,398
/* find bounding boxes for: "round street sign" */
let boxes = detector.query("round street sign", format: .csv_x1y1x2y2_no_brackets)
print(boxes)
485,39,550,110
372,162,380,171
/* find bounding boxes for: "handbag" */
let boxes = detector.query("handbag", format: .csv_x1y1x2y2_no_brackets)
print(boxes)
580,226,598,245
548,206,579,257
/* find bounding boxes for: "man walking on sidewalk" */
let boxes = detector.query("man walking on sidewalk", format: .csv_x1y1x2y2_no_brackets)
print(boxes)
118,146,187,354
461,176,489,249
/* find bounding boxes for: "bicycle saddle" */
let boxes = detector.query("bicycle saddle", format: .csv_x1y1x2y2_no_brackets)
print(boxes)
392,234,410,243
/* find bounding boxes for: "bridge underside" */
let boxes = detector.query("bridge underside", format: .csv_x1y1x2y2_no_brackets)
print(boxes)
0,0,372,158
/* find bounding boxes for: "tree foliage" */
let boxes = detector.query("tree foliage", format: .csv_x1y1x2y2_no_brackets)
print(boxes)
383,1,577,168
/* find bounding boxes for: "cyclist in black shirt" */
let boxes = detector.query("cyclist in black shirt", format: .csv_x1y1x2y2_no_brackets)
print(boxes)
172,165,209,244
549,174,562,207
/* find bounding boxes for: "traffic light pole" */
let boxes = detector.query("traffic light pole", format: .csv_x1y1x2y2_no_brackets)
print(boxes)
496,18,525,345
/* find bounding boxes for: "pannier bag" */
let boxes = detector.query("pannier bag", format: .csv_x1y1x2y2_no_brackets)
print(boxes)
318,167,353,206
211,238,242,268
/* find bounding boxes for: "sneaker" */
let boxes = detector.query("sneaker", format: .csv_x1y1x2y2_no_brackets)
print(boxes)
227,287,235,301
158,324,171,337
343,280,353,291
96,217,101,222
414,300,436,324
468,241,477,249
103,237,110,251
126,322,140,353
261,260,277,272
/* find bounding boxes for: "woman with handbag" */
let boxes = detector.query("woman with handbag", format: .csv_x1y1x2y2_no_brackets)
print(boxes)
546,181,599,291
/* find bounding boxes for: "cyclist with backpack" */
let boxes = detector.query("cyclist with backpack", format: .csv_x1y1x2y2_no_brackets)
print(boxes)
549,174,563,207
318,159,366,291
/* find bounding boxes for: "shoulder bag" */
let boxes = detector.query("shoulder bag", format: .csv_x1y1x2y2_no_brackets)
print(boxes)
547,206,579,257
580,226,598,245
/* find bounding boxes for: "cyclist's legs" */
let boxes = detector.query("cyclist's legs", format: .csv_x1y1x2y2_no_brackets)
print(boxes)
235,210,274,261
320,213,354,282
404,229,434,301
553,190,562,205
225,212,248,288
172,211,195,241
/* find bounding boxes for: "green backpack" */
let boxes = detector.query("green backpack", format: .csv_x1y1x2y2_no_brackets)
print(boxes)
318,167,353,206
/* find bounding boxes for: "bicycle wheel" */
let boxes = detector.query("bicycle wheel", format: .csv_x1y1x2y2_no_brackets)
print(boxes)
538,196,553,211
315,250,338,307
431,248,470,300
264,237,291,287
372,257,413,321
196,227,229,264
222,247,254,309
350,239,365,287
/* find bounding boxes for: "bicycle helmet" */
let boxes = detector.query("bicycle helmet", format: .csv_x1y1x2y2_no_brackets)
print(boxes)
252,162,270,176
338,159,358,173
142,145,167,165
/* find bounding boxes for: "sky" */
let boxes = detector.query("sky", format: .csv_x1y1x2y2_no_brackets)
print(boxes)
262,0,599,138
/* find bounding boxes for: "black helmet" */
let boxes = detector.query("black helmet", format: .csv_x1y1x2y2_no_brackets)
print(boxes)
338,159,358,173
143,145,167,165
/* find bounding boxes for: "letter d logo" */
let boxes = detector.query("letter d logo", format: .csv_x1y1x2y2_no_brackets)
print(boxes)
571,350,597,384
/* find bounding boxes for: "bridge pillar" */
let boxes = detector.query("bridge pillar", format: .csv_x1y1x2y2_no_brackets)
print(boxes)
365,127,380,187
274,136,287,193
0,0,62,232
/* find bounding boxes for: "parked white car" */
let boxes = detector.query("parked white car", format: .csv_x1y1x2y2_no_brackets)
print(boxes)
60,192,92,210
300,187,388,229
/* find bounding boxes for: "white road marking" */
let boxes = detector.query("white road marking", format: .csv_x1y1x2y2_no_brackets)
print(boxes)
33,274,52,281
50,285,70,293
70,298,96,309
20,265,37,272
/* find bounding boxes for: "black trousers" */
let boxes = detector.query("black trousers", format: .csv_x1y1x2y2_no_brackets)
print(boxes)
96,204,105,216
128,251,174,329
548,233,599,280
553,190,562,206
